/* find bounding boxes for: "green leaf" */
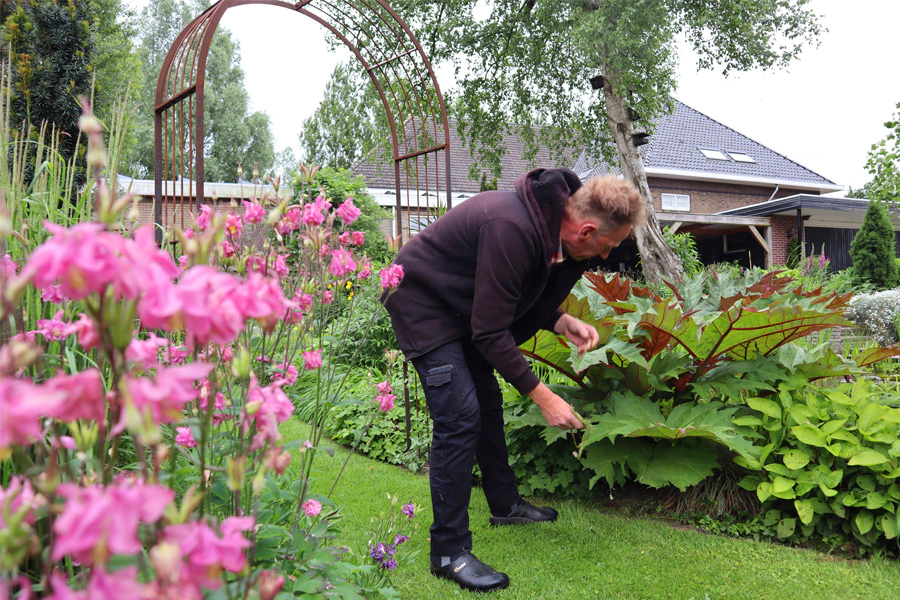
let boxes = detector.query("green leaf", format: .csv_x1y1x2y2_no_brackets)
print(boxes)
883,514,899,540
848,449,889,467
747,397,781,420
776,517,796,539
791,425,827,447
771,476,796,499
855,510,875,535
783,449,811,470
637,443,719,491
794,499,816,525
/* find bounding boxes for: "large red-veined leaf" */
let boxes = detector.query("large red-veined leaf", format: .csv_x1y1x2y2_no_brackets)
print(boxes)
853,347,900,368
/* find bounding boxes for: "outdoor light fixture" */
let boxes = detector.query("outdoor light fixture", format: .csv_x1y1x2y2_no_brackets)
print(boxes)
627,106,641,122
589,75,605,89
631,132,651,147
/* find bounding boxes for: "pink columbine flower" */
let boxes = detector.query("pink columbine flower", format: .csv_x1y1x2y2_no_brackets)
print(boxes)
220,239,235,258
323,290,333,305
0,378,67,450
34,310,73,341
338,231,352,246
273,254,289,278
352,231,365,246
242,200,266,224
302,202,326,226
379,264,404,290
1,253,18,278
125,333,169,369
302,349,323,370
242,376,294,450
358,260,372,281
161,516,254,590
265,447,292,475
377,392,396,412
296,292,313,311
175,426,197,448
302,499,322,517
46,567,149,600
0,476,40,528
44,369,106,423
236,271,288,332
40,284,67,304
52,480,174,565
329,248,357,277
336,197,361,225
225,212,243,238
272,361,298,387
119,362,215,431
258,570,286,600
194,204,214,230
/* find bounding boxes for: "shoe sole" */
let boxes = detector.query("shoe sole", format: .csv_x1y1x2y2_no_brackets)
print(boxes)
430,568,510,592
489,515,558,526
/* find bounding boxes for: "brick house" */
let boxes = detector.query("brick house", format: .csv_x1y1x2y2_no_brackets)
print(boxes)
353,100,900,273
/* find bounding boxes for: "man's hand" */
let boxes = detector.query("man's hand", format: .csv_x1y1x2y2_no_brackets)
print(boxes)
553,313,600,357
528,382,584,430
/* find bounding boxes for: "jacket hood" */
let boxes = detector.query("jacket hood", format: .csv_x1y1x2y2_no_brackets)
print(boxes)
514,168,582,263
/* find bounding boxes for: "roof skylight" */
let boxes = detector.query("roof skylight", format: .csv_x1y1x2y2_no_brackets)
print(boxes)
727,151,756,163
698,148,730,161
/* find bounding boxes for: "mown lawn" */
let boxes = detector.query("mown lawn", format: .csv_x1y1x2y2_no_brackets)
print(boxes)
282,419,900,599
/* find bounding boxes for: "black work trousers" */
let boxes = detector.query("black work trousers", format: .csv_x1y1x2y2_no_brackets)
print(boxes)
410,339,521,562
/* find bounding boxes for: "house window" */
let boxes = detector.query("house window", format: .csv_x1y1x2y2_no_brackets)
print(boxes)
699,148,730,161
727,151,756,163
661,193,690,212
723,234,745,254
408,213,436,234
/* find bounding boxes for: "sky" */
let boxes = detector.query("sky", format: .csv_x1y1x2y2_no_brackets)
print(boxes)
129,0,900,193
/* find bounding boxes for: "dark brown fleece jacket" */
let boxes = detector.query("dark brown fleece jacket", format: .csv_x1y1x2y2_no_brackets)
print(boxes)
383,168,596,394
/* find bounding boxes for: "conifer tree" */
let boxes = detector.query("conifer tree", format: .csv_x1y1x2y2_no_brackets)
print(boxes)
850,200,899,289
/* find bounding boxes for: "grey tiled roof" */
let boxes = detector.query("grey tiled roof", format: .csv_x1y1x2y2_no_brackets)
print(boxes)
351,119,566,194
574,100,837,186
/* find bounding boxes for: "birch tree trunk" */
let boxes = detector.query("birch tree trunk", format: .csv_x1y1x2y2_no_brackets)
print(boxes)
600,74,683,284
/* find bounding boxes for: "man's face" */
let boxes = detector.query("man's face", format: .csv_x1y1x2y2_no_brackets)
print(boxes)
563,221,632,261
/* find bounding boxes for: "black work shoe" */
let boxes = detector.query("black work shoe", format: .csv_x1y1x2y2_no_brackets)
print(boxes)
430,552,510,592
489,499,558,526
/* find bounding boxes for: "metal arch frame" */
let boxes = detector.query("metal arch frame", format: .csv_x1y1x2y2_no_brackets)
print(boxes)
154,0,452,238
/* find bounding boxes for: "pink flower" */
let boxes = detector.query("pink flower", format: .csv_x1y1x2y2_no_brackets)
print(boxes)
338,231,352,246
265,447,292,475
0,476,40,528
273,254,289,278
175,426,197,448
302,349,323,370
242,377,294,449
44,369,106,423
272,361,298,387
125,332,169,369
120,362,214,430
379,264,404,290
302,202,325,226
21,222,121,300
34,310,73,341
242,200,266,224
296,292,313,311
302,499,322,517
329,248,357,277
164,346,191,365
335,197,361,225
45,567,149,600
352,231,366,246
1,253,18,278
225,212,243,238
376,380,393,395
194,204,214,230
69,313,101,350
246,256,264,273
162,516,254,589
41,284,67,304
323,290,333,305
220,239,235,258
358,260,372,281
258,570,286,600
235,272,288,332
377,392,396,412
0,378,66,450
52,480,174,565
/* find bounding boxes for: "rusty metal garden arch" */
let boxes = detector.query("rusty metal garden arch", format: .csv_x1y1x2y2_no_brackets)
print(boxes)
153,0,452,238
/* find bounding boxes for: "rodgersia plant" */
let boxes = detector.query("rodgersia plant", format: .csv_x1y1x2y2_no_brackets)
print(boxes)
0,98,406,597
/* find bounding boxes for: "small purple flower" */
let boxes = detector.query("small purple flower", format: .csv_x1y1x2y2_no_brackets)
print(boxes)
370,542,388,561
382,558,398,570
394,534,409,546
401,503,415,521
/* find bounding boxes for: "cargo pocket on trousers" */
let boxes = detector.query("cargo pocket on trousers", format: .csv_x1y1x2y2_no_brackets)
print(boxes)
423,364,470,424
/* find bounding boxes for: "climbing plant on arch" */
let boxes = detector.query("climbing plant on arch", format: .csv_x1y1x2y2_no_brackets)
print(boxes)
153,0,451,236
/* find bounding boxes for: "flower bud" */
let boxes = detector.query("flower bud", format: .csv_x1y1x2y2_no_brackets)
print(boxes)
226,455,246,492
0,338,42,376
150,542,182,584
258,570,286,600
231,346,252,380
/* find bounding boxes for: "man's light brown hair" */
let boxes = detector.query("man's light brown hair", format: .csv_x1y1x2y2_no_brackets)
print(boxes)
567,175,646,231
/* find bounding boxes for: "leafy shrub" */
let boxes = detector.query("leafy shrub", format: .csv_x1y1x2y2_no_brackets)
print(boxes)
850,199,899,289
846,289,900,346
737,377,900,553
514,269,891,493
785,237,801,269
662,227,703,277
